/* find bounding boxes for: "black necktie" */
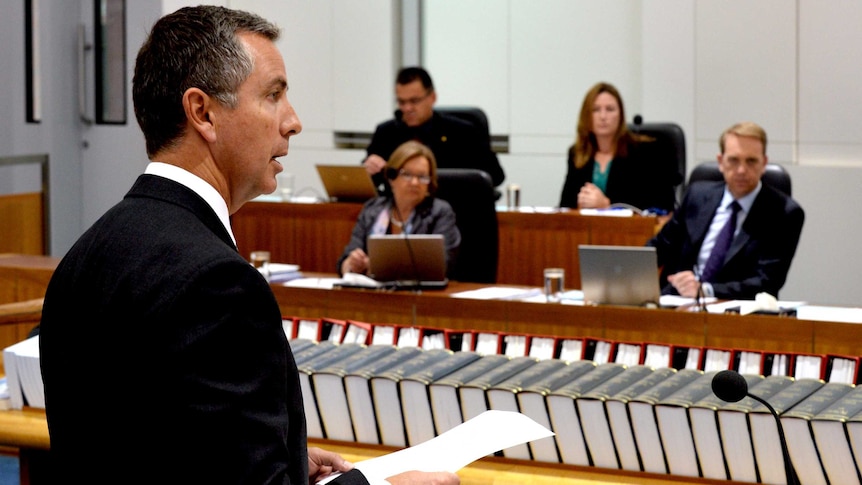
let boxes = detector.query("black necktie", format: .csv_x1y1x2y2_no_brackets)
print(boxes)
701,201,741,283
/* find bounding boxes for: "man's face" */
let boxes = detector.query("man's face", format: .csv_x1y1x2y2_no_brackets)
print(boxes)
211,32,302,209
717,133,767,199
395,80,435,127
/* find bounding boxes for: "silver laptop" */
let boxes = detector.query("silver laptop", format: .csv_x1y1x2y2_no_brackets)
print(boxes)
578,245,660,306
366,234,448,289
315,165,378,202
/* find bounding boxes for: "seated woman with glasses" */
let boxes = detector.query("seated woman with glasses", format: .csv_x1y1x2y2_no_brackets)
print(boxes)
337,140,461,277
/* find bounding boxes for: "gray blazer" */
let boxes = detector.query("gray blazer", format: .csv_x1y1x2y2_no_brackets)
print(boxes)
337,195,462,277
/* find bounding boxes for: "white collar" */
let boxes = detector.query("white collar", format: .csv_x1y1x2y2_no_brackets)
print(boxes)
144,162,237,246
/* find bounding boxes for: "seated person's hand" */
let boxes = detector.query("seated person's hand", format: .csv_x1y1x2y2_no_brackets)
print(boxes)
363,154,387,175
341,248,370,275
667,270,700,298
577,183,611,209
387,471,460,485
308,447,354,483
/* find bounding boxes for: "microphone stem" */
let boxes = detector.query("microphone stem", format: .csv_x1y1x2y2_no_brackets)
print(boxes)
747,393,799,485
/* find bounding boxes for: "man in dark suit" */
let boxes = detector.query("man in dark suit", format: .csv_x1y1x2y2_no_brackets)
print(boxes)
362,67,505,192
648,121,804,300
38,6,458,485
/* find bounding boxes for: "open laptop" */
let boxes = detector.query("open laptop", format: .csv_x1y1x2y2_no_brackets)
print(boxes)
315,165,378,202
365,234,449,290
578,245,661,306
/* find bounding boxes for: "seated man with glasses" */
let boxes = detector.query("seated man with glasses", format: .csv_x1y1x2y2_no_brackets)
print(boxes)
339,140,462,276
362,66,505,193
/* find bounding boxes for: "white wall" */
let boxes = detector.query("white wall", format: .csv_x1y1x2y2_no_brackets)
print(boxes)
2,0,860,305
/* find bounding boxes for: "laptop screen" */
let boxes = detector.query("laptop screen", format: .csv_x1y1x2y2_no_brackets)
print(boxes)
578,245,660,306
315,165,378,202
367,234,448,286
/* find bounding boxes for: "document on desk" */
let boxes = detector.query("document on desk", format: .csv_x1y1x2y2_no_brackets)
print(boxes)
319,410,553,484
658,295,718,308
578,208,635,217
450,286,542,300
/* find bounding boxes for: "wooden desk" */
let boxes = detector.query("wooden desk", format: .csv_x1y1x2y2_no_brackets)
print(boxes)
271,281,847,356
0,408,748,485
0,257,847,485
231,202,658,287
496,210,657,287
0,254,58,305
0,254,57,366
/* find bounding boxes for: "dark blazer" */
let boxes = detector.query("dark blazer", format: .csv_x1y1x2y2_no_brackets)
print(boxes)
39,174,368,485
366,110,505,189
559,139,678,213
337,195,461,277
648,180,805,299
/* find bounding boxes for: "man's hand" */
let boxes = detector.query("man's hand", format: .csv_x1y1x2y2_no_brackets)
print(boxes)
363,154,387,176
308,447,355,483
667,270,700,298
387,471,460,485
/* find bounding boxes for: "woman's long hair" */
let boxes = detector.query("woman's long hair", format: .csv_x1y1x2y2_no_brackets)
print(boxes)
569,82,648,169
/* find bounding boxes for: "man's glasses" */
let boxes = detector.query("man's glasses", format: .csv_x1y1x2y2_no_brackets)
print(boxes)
397,170,431,185
396,90,432,108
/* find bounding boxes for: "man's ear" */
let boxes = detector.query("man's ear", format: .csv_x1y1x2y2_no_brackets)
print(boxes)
183,88,217,143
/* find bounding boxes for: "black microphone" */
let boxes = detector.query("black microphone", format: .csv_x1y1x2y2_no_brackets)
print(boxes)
711,369,749,402
394,109,403,121
692,265,707,313
633,114,643,126
712,370,799,485
391,204,423,292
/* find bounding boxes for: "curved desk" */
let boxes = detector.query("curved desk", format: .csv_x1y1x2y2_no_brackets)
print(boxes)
231,202,659,287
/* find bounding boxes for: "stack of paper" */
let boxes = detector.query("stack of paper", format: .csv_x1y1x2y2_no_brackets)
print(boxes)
2,335,44,409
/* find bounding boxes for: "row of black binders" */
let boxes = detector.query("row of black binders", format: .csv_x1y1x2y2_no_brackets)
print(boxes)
284,315,862,484
284,316,862,385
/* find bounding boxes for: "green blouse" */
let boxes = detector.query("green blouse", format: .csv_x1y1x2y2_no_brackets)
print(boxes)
591,159,612,194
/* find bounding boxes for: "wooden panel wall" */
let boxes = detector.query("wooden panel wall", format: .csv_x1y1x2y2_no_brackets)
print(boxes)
0,193,43,255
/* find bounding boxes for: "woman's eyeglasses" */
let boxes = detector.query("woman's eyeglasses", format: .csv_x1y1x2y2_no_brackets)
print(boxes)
397,170,431,185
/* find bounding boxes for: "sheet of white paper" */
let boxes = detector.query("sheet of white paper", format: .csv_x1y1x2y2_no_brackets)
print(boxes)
796,305,862,323
282,277,341,289
520,289,585,304
578,208,634,217
659,295,718,308
322,410,552,484
705,299,807,314
449,287,542,301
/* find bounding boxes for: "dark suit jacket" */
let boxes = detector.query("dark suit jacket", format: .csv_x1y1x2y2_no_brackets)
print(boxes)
648,180,805,299
366,111,505,189
39,174,368,485
559,139,678,213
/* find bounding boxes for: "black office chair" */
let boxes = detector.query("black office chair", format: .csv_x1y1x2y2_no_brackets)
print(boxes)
688,161,792,196
436,106,502,201
436,106,491,142
629,116,687,204
434,168,498,283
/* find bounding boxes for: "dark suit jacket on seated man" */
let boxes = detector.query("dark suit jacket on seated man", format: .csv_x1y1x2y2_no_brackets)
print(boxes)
37,6,458,485
362,66,505,192
648,121,804,300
